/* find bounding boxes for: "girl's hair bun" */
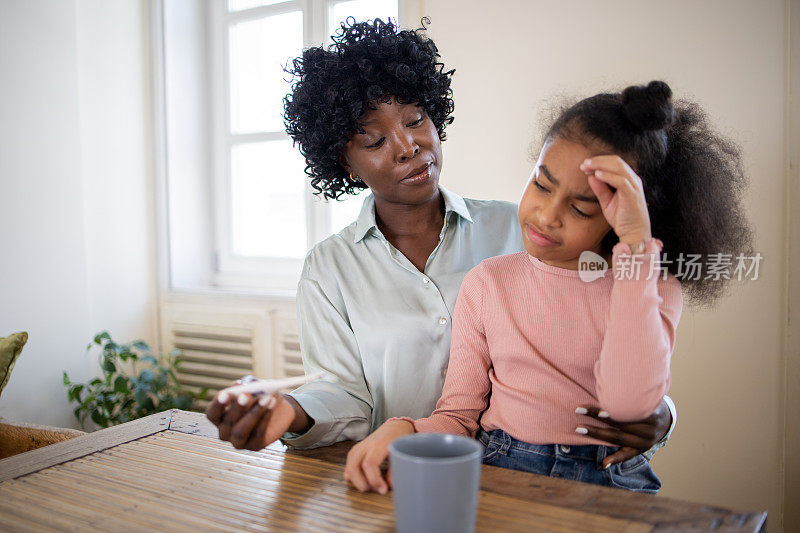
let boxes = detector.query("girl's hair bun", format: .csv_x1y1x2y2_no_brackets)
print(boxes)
621,80,676,131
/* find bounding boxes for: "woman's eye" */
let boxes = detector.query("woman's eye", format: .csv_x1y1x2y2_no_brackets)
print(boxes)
534,180,548,192
572,206,591,218
365,138,385,149
408,117,424,127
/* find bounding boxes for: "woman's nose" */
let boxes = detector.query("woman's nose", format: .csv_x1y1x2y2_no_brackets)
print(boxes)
395,133,419,162
399,146,420,162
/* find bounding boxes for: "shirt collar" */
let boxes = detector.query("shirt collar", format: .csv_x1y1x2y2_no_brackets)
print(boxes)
353,185,474,243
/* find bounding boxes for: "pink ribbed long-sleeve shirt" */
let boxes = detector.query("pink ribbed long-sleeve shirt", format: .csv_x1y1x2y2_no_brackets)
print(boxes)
412,242,683,446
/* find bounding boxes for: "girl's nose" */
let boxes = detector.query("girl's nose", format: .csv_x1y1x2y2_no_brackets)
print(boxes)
538,201,562,228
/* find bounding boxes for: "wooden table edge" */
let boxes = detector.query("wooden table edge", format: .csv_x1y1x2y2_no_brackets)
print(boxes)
0,409,769,532
0,410,172,482
166,411,768,532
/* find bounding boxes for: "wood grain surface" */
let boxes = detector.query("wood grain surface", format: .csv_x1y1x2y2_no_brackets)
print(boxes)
0,410,767,532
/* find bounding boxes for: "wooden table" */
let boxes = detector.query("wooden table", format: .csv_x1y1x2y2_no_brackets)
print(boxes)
0,410,766,532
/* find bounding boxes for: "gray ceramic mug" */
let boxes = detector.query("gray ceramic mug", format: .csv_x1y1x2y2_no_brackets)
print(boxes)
389,433,483,533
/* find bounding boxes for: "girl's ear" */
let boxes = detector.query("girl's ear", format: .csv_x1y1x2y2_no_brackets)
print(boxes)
338,155,351,173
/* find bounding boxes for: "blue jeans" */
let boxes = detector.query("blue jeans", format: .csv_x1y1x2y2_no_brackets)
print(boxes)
478,428,661,494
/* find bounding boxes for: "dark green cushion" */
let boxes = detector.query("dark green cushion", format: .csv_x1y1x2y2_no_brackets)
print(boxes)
0,332,28,398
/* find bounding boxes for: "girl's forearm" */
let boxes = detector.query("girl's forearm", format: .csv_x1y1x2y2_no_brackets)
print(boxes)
595,241,683,421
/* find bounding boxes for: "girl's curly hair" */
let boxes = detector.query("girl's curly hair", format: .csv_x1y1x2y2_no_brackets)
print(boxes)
283,18,455,200
546,81,753,306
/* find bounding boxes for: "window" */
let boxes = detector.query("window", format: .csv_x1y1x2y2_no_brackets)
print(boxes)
210,0,399,291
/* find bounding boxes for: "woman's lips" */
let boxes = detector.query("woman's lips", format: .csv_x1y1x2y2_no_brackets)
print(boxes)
400,163,432,185
525,224,559,246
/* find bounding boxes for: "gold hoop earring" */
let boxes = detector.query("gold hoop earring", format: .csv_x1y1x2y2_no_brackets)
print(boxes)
349,172,359,183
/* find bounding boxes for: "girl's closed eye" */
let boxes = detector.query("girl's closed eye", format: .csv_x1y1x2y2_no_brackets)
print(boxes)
572,206,591,218
407,116,424,127
534,179,549,192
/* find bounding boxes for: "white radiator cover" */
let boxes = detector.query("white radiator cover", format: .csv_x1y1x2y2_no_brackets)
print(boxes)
159,293,298,408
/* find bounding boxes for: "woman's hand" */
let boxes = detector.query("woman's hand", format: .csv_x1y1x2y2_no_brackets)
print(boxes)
205,390,302,451
582,156,652,248
344,419,415,494
575,398,672,468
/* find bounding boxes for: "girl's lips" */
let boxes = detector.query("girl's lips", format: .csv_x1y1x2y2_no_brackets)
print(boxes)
400,163,432,185
525,224,559,246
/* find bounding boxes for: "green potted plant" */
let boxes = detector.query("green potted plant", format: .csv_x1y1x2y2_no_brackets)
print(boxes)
63,331,206,429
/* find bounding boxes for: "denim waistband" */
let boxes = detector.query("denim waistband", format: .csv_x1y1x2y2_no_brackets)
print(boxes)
478,428,612,462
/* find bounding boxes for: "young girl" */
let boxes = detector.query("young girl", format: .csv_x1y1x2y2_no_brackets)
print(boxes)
343,80,752,494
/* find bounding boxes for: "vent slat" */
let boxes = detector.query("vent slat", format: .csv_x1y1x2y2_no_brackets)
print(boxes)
180,349,252,368
178,361,247,380
280,363,305,376
172,326,251,343
282,352,303,366
178,374,234,389
282,341,301,352
272,314,302,380
173,338,252,356
179,384,217,400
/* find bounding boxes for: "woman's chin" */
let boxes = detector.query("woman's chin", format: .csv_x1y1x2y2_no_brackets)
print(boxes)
400,173,440,203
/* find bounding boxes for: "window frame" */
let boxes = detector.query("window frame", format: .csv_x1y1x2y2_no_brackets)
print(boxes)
210,0,312,291
150,0,410,295
209,0,399,292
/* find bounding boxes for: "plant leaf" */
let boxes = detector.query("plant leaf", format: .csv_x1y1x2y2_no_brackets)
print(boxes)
90,409,106,428
175,395,191,410
143,396,155,411
104,341,119,355
132,341,150,352
114,376,129,394
139,369,155,383
134,387,148,407
68,384,84,403
140,355,158,365
103,358,116,373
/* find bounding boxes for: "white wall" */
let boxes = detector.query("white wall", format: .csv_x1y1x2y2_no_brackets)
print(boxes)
783,1,800,528
0,0,91,427
78,1,157,358
415,0,791,530
0,0,156,428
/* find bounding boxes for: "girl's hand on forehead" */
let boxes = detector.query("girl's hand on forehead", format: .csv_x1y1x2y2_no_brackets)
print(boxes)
580,156,652,249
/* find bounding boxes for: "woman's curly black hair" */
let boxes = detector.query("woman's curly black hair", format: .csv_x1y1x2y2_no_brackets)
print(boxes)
545,81,753,306
283,18,455,200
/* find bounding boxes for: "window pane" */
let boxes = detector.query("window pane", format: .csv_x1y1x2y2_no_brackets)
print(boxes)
228,0,287,12
328,0,398,38
231,140,307,258
229,11,302,134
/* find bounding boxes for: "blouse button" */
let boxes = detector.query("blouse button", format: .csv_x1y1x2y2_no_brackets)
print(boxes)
438,317,447,325
422,278,430,284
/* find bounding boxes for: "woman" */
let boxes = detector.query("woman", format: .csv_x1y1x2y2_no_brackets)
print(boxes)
205,19,675,467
